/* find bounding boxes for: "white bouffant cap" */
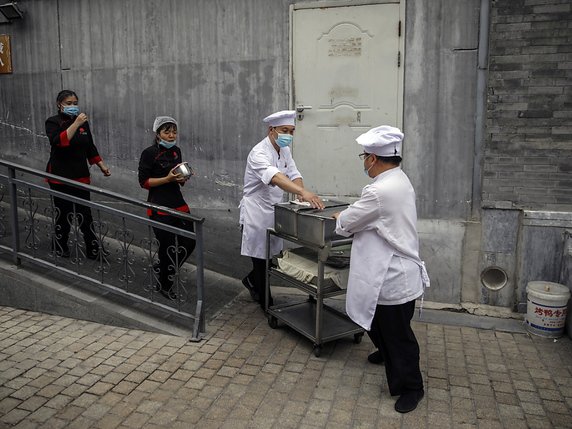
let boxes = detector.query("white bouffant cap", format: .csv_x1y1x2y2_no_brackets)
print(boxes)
356,125,404,157
153,116,178,133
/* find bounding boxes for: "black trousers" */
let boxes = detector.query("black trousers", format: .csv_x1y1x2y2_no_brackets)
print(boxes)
245,257,273,307
151,214,196,292
50,183,97,254
367,300,423,396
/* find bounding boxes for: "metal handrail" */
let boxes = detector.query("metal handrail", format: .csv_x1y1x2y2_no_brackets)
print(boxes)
0,159,206,341
0,159,205,223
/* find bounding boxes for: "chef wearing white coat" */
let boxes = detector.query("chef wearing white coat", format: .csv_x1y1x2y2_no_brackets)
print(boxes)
240,110,324,309
333,125,429,414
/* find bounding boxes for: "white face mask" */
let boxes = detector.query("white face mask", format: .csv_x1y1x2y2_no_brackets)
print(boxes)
363,154,374,177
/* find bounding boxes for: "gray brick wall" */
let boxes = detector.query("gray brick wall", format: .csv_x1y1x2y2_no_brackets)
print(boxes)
483,0,572,210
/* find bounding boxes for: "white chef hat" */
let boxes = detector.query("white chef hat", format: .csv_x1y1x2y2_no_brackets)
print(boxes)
263,110,296,127
153,116,178,133
356,125,404,157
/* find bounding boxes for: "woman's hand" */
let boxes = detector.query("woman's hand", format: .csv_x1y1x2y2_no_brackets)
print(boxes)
74,113,88,127
167,168,186,184
95,161,111,177
66,113,89,141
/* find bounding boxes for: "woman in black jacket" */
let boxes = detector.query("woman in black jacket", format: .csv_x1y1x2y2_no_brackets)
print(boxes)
138,116,195,300
45,89,111,259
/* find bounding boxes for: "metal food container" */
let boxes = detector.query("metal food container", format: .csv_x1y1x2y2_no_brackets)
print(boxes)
274,199,348,246
274,203,311,238
172,162,193,179
297,206,348,246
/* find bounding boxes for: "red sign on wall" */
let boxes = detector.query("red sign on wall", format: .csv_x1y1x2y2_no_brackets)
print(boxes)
0,35,12,74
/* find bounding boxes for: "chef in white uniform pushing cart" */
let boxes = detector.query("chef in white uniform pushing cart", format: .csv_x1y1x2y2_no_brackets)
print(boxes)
239,110,324,309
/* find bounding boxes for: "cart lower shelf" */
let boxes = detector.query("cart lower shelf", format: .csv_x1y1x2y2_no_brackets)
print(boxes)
267,300,364,357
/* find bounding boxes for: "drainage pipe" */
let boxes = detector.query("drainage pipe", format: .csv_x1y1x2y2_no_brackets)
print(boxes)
471,0,490,219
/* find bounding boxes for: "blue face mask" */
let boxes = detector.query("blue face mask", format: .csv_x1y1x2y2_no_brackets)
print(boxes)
62,106,80,117
159,139,176,149
276,133,293,148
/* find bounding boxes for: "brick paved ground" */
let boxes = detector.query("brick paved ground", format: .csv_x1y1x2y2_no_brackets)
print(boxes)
1,296,572,429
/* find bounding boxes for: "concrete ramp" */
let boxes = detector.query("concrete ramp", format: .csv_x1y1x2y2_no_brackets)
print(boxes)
0,255,243,338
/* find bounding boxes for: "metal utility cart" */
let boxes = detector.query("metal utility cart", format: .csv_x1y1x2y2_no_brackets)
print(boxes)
265,201,364,357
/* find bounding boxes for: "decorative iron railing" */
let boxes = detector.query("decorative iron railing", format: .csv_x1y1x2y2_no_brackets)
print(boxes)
0,160,205,341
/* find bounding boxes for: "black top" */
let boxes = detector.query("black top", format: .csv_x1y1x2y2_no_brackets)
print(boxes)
138,143,189,212
45,112,101,184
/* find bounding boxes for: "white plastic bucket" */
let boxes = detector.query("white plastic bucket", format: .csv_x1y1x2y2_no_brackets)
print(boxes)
526,281,571,338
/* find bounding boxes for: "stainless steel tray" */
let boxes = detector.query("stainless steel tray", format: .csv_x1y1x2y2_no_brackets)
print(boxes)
274,203,310,238
274,199,348,246
297,206,348,247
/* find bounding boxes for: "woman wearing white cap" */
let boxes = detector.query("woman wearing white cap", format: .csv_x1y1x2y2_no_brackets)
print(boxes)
138,116,195,300
240,110,324,309
333,125,429,414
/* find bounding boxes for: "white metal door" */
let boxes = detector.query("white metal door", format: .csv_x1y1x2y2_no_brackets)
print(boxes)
292,2,404,197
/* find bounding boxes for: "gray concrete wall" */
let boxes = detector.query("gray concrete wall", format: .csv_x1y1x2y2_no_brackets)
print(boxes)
562,231,572,339
515,211,572,312
0,0,484,305
403,0,481,304
403,0,479,220
478,208,520,308
0,0,297,278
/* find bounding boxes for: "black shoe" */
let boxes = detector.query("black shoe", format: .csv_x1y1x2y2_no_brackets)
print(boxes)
395,389,424,413
242,277,260,302
159,288,178,301
368,350,384,365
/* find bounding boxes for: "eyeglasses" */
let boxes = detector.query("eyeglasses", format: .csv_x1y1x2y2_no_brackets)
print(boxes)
358,152,370,160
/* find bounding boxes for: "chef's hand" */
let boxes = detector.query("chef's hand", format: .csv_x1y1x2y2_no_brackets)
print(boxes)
332,212,340,220
299,190,325,210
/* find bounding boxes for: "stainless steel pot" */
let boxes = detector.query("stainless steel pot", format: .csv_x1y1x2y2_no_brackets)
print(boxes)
172,162,193,179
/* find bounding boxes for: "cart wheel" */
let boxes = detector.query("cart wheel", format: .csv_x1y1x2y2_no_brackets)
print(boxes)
313,344,322,357
354,333,364,344
268,315,278,329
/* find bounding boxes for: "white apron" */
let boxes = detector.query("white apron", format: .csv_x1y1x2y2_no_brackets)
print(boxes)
240,188,284,259
240,137,302,259
335,168,429,330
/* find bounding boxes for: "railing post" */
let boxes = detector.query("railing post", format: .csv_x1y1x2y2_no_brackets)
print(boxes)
192,221,205,341
7,167,20,265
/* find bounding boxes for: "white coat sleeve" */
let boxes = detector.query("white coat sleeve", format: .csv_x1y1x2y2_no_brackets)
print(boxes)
249,149,280,185
335,187,381,235
284,149,303,181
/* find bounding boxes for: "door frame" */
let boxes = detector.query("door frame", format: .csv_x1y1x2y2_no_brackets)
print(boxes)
289,0,406,128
